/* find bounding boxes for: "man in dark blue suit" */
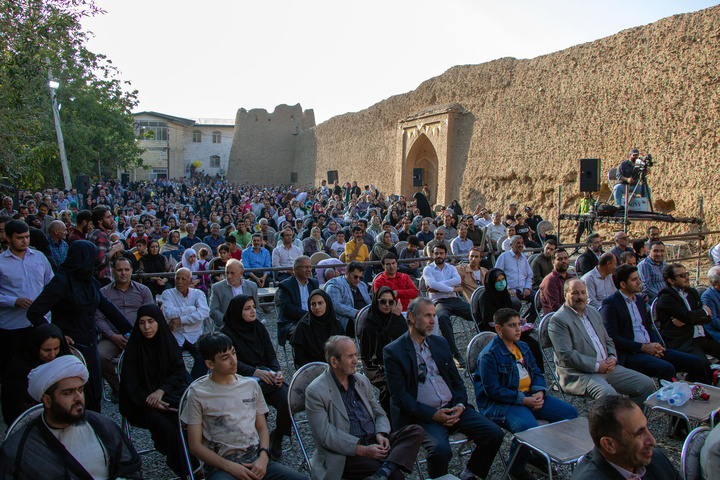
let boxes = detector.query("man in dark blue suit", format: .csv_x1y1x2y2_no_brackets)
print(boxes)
576,233,604,277
600,264,708,384
277,255,318,347
383,297,503,479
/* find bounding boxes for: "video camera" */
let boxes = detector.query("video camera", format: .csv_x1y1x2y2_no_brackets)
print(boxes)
633,153,653,179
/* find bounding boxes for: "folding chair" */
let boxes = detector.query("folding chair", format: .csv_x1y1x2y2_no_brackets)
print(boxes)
466,332,496,376
470,286,486,329
534,289,544,319
649,298,666,348
178,374,210,480
354,305,371,374
4,404,43,441
287,362,328,472
310,251,330,266
681,426,712,480
538,313,565,400
274,289,294,375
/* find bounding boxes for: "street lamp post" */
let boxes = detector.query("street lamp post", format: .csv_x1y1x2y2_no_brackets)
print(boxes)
47,78,72,189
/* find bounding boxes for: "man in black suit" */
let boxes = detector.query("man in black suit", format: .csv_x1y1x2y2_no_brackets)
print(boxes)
277,255,318,347
383,297,503,479
601,264,709,384
572,395,680,480
656,263,720,364
576,233,604,277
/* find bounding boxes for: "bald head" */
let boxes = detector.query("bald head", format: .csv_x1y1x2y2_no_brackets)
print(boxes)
48,220,67,242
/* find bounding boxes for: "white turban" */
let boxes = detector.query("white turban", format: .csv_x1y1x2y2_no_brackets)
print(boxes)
27,355,89,402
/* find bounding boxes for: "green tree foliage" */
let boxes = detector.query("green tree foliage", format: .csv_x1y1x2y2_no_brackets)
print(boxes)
0,0,143,189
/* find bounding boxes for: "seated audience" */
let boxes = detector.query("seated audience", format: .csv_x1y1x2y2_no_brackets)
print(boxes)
272,227,304,282
209,259,259,330
277,255,319,347
530,240,557,290
374,253,418,312
180,333,307,480
1,324,70,425
601,264,709,384
398,235,422,278
358,287,407,414
495,235,538,321
326,261,371,331
633,239,648,261
581,252,617,309
539,247,574,314
485,212,507,252
701,423,720,480
701,266,720,343
0,356,141,479
160,229,185,267
303,226,325,257
637,241,666,302
305,335,424,480
609,231,633,264
209,244,230,284
316,257,344,285
383,298,504,480
455,247,488,303
450,224,474,257
329,230,346,258
423,229,448,258
202,223,225,255
242,233,271,287
576,233,604,277
221,295,290,459
370,231,397,270
656,263,720,365
290,289,345,368
475,308,577,479
139,239,171,297
620,251,637,266
119,303,197,477
572,395,680,480
547,279,656,407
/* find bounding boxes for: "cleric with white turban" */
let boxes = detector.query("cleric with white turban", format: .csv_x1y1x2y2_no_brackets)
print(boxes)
27,355,89,402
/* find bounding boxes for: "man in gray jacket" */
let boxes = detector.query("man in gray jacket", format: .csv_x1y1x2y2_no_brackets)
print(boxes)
325,261,371,331
209,259,259,329
305,335,423,480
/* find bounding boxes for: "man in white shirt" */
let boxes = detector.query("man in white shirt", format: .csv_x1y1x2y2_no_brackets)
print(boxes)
271,227,303,282
582,252,618,309
422,244,474,368
494,235,537,320
485,212,507,252
162,268,211,379
450,224,474,258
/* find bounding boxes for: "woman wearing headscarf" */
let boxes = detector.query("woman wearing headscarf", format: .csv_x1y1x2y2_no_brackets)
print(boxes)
221,295,290,458
159,230,185,268
357,287,407,415
476,268,544,373
303,226,325,257
119,303,196,477
290,289,345,368
139,239,171,298
180,249,202,288
27,240,131,412
1,324,71,424
370,231,397,262
368,215,383,236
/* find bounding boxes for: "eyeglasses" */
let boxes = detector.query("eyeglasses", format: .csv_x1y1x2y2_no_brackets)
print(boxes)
378,299,396,306
418,360,427,384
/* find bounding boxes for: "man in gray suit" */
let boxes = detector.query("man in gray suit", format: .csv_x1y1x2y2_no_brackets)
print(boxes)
305,336,423,480
208,259,259,329
548,279,655,407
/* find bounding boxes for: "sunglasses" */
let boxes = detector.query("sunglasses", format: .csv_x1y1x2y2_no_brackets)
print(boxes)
378,298,396,306
418,359,428,384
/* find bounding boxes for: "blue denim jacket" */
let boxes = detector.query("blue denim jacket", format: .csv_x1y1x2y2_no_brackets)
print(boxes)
701,287,720,343
473,335,546,423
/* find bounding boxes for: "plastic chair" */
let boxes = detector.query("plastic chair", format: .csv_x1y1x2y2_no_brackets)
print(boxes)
681,426,711,480
466,331,496,375
470,286,486,329
354,305,371,374
538,313,565,400
191,242,211,254
310,251,330,265
178,374,210,480
287,362,328,472
3,404,43,441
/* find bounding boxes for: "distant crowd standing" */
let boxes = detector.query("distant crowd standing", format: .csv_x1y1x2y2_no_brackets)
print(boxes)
1,175,720,479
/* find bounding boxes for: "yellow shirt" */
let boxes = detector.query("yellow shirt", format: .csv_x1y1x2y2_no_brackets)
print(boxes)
345,239,369,262
512,344,531,393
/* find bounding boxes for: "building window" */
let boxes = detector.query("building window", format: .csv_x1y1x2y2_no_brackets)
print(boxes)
212,131,221,143
152,168,168,179
192,130,201,143
290,172,298,183
136,121,168,141
210,155,220,168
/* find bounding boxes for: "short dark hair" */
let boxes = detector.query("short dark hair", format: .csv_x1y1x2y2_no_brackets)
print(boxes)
347,260,364,274
494,307,520,327
218,244,229,253
225,235,236,244
598,252,616,267
38,202,49,210
552,247,568,259
76,209,92,225
647,225,659,235
197,333,234,362
620,251,636,264
381,252,397,265
632,239,646,255
586,233,601,245
544,239,557,247
588,395,638,450
407,235,420,246
251,232,262,240
5,219,29,237
0,215,10,225
112,256,131,269
432,243,447,253
351,226,363,234
91,205,110,227
135,238,147,246
663,263,685,283
648,240,664,251
612,264,638,289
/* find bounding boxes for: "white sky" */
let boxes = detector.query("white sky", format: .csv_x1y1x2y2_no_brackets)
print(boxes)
82,0,719,124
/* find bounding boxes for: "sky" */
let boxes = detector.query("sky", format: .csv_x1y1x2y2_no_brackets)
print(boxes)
82,0,719,124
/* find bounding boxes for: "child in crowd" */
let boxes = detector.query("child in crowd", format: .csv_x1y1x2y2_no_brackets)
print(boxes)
330,231,345,258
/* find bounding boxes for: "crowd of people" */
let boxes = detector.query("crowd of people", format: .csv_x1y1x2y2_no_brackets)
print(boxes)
0,175,719,480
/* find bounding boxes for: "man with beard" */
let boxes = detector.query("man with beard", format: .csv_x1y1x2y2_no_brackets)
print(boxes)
539,248,574,314
88,205,124,283
0,356,141,478
68,209,92,244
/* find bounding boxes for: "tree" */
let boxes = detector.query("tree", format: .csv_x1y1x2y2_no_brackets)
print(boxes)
0,0,143,189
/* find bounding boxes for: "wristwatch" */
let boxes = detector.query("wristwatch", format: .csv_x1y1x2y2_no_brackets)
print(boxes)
258,447,270,457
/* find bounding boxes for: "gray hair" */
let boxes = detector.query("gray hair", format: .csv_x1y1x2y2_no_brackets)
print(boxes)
48,220,65,235
225,259,244,271
510,235,523,244
293,255,311,268
211,223,220,229
708,266,720,285
324,335,353,363
407,297,434,323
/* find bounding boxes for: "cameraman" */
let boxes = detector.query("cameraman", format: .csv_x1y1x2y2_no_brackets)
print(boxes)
613,148,651,206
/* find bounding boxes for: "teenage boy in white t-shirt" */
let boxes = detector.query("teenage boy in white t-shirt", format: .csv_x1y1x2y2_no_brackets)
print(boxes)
181,333,308,480
330,231,346,259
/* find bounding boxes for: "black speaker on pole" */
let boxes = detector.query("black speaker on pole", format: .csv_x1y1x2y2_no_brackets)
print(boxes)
412,168,423,187
121,173,130,187
76,175,90,194
579,158,601,192
327,170,338,184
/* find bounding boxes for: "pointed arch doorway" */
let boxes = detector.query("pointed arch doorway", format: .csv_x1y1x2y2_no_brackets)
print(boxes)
403,134,438,205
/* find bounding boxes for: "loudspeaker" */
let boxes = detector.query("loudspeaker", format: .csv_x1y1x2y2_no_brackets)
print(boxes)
121,173,130,187
327,170,338,184
579,158,601,192
76,175,90,194
412,168,423,187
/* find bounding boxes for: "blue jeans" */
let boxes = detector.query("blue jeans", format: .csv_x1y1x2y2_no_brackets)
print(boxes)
207,460,307,480
613,183,650,206
624,349,710,384
501,394,578,474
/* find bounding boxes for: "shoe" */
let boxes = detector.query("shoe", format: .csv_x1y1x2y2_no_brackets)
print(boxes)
269,429,283,460
110,391,119,404
454,353,466,369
